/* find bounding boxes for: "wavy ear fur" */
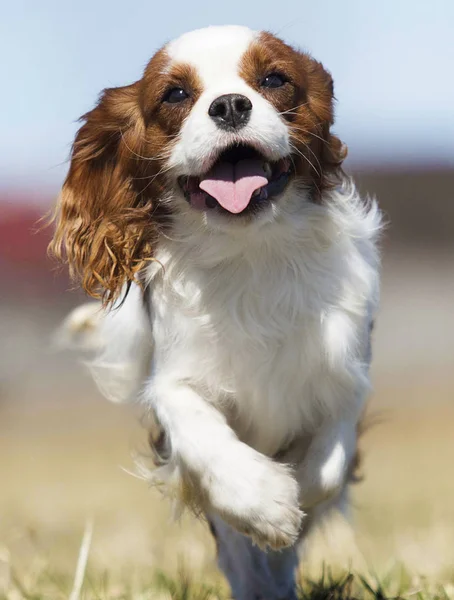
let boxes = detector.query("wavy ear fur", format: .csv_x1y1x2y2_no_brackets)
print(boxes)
302,56,348,192
321,124,348,180
50,82,157,306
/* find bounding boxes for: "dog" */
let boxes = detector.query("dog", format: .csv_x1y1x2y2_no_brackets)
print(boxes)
50,25,381,599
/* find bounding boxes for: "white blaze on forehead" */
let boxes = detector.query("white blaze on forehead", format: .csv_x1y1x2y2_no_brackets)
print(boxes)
166,25,258,87
165,25,290,176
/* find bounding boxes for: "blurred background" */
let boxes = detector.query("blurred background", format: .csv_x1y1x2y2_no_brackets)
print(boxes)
1,0,453,595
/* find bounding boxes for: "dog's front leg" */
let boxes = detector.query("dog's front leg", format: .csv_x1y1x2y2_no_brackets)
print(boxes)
147,377,303,549
281,419,358,510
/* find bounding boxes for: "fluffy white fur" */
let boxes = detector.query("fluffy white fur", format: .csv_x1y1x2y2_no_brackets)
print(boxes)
149,176,379,539
59,26,381,598
66,179,380,545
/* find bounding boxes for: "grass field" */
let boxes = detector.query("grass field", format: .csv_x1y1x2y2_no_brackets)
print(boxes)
1,379,454,599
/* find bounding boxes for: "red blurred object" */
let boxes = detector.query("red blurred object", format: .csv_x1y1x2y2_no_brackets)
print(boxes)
0,205,49,266
0,191,70,298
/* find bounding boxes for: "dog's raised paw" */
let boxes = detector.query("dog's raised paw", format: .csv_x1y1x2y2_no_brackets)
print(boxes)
205,449,304,550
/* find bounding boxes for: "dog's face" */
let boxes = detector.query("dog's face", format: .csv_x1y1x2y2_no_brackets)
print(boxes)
51,26,346,303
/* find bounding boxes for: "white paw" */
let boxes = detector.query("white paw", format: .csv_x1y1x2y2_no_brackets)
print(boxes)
203,446,303,550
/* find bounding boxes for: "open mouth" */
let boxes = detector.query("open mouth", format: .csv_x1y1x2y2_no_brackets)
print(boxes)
178,144,292,215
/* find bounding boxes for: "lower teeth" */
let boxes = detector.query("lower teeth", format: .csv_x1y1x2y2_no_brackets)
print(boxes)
252,186,268,201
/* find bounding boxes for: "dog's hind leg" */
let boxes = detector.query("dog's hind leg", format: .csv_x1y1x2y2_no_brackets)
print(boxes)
54,284,152,404
208,514,299,600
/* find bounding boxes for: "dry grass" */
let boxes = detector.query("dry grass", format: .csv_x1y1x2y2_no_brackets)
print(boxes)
1,385,454,599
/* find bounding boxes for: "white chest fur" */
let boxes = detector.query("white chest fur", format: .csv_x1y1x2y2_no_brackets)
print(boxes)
68,183,381,551
148,185,380,456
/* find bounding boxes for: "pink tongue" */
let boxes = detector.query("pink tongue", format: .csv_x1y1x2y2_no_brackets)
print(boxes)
199,159,268,214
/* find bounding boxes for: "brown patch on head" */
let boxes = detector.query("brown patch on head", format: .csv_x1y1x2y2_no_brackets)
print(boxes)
140,58,203,132
240,32,347,197
50,47,204,305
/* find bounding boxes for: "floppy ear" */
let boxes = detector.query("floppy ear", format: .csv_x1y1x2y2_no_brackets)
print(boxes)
303,57,348,189
320,124,348,177
50,82,157,305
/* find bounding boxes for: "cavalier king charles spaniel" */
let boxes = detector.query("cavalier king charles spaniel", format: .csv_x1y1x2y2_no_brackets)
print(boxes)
51,25,381,600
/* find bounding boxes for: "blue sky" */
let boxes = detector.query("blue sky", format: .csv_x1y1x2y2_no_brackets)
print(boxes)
1,0,453,191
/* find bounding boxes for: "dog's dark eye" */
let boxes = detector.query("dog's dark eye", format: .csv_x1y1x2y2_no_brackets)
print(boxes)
261,73,287,88
163,87,189,104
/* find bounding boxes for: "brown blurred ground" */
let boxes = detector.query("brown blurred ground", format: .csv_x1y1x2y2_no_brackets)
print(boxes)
0,167,453,586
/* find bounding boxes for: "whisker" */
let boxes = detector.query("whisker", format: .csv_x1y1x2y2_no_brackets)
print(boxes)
289,143,322,197
120,130,154,161
289,142,321,178
136,131,181,144
138,164,174,195
278,101,310,115
303,143,323,176
291,145,320,177
120,128,173,162
132,171,170,181
291,137,323,175
289,124,327,145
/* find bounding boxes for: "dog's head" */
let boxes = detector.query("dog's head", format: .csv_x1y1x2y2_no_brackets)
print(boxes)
51,25,346,303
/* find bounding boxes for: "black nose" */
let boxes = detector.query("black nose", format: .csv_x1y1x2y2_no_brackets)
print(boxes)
208,93,252,130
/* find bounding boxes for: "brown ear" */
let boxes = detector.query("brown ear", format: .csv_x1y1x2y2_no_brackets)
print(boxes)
50,82,156,305
320,126,348,177
303,57,348,190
